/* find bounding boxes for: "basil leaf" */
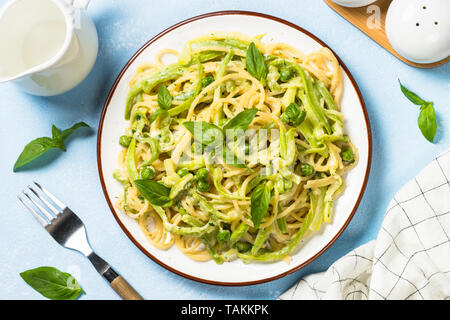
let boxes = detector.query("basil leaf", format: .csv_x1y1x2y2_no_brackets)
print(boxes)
157,84,172,110
246,42,268,83
183,121,224,147
418,103,437,142
223,108,258,132
399,80,428,105
134,179,172,206
250,183,271,229
14,138,58,171
398,81,437,143
20,266,85,300
13,122,90,172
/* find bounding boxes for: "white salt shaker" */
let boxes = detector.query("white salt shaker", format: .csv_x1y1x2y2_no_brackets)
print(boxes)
385,0,450,64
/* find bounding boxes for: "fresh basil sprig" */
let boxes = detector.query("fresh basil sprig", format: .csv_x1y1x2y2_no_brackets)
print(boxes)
246,42,268,84
399,80,437,143
250,183,271,229
20,266,85,300
13,122,89,172
149,84,173,125
134,179,172,207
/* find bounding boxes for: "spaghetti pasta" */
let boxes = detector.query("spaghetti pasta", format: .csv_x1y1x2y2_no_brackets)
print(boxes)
114,32,358,264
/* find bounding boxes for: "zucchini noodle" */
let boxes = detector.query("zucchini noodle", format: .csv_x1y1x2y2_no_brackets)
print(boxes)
114,32,358,264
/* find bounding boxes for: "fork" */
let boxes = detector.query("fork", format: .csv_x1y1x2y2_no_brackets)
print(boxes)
18,181,143,300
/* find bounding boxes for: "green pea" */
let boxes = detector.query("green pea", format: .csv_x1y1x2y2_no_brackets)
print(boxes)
197,180,210,192
341,148,355,163
235,242,252,253
277,177,293,193
202,75,215,88
225,80,236,93
119,135,132,148
279,67,293,82
276,179,285,194
196,168,209,181
300,163,314,176
281,103,305,126
296,144,306,153
141,166,155,180
284,179,293,190
217,230,231,244
177,167,189,177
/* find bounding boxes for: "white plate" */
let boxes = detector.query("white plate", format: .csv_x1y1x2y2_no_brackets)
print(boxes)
97,11,372,286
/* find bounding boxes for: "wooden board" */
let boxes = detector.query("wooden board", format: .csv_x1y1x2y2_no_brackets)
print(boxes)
324,0,449,68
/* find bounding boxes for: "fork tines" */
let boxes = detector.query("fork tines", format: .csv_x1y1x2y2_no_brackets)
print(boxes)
18,182,67,227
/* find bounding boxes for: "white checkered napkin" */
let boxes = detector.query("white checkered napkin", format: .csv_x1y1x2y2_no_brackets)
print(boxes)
279,149,450,300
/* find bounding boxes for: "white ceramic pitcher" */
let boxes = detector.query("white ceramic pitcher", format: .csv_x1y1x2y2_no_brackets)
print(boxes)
0,0,98,96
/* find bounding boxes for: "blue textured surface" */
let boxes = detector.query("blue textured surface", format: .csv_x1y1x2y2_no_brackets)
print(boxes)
0,0,448,300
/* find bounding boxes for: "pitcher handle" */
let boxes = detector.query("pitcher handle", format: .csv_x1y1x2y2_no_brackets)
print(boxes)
62,0,91,9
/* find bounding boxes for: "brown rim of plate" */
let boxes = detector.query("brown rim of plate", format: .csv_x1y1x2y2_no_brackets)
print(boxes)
97,10,373,287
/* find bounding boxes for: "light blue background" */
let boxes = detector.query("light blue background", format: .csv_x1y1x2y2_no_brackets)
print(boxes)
0,0,448,300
